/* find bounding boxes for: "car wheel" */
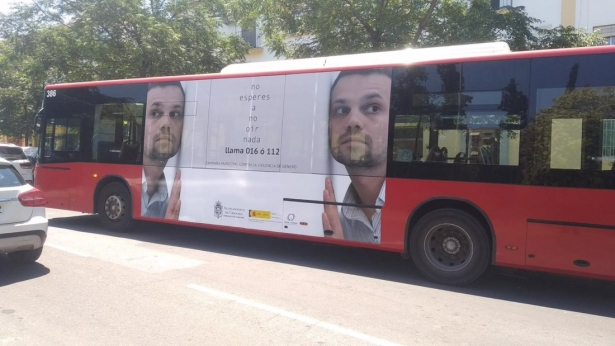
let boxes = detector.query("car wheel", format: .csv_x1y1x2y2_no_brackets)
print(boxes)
97,182,133,232
410,208,490,286
8,247,43,263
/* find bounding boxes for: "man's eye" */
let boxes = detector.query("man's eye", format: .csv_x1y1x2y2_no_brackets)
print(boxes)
334,106,350,115
170,111,183,118
150,110,162,117
365,105,380,114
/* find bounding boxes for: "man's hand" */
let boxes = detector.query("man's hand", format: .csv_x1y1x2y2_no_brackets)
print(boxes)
322,177,344,239
165,169,181,220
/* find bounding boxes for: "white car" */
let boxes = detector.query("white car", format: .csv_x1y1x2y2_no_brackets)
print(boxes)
0,157,48,263
0,144,34,184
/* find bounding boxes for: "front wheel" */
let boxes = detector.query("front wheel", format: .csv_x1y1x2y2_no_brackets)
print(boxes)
97,182,133,232
410,209,490,286
8,247,43,263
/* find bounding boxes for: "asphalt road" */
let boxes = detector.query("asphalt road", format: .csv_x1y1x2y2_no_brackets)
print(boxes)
1,209,614,346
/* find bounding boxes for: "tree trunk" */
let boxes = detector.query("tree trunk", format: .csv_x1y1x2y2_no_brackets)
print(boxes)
412,0,439,46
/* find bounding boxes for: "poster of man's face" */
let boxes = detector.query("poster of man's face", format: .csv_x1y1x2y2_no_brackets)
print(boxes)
141,82,186,220
329,70,391,173
144,83,185,162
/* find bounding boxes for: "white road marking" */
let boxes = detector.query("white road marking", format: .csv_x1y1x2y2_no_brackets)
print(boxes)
187,284,401,346
0,337,25,345
45,242,90,257
46,229,206,273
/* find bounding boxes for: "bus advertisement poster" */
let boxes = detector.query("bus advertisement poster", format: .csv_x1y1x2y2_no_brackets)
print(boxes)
140,68,392,245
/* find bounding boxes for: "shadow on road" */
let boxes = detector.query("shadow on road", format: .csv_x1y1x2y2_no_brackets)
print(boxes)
0,255,51,287
50,214,615,318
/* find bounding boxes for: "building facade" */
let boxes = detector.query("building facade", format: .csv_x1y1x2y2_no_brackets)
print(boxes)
219,24,284,63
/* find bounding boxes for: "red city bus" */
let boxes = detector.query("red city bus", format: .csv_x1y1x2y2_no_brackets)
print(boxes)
33,42,615,285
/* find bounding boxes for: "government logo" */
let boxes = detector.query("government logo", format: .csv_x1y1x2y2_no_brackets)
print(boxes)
214,201,223,218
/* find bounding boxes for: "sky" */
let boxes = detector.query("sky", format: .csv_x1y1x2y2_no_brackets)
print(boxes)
0,0,32,15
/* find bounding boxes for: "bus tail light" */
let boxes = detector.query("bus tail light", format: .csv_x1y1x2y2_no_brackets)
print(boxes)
18,188,46,207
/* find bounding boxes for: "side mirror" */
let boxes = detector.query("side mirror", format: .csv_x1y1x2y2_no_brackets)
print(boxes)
33,108,44,133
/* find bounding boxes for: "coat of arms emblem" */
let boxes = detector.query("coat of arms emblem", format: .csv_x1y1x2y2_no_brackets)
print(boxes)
214,201,223,218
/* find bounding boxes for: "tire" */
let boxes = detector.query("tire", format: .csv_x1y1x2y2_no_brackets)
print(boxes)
8,247,43,263
409,209,490,286
97,182,133,232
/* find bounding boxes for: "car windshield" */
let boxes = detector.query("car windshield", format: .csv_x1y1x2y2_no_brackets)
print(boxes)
0,147,27,161
0,165,26,187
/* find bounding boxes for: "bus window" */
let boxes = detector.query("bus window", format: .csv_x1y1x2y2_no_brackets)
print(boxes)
603,119,615,170
524,54,615,188
41,101,83,163
527,86,615,178
391,60,527,167
92,103,144,164
391,64,461,164
455,60,528,166
393,114,425,162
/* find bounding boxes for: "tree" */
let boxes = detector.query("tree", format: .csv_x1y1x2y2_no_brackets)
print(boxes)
225,0,440,58
0,37,42,144
1,0,251,81
0,0,251,142
227,0,607,59
422,0,540,51
535,25,606,50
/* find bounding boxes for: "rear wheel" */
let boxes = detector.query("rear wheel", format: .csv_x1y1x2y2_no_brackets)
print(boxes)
410,209,490,286
97,182,133,232
8,247,43,263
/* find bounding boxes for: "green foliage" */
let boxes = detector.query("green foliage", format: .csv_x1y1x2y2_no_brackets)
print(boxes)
0,0,250,140
228,0,608,58
535,25,607,50
1,0,250,81
0,0,609,141
423,0,540,51
225,0,438,58
0,39,40,141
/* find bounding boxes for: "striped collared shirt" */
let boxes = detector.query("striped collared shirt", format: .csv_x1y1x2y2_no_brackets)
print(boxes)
141,172,169,218
339,180,385,244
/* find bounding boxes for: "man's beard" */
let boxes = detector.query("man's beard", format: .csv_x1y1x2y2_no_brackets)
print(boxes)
148,133,178,161
330,129,385,167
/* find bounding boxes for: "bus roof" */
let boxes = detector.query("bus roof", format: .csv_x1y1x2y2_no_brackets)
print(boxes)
44,42,615,90
219,42,511,74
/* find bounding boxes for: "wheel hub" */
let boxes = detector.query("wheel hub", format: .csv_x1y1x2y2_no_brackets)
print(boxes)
443,237,461,255
423,223,474,272
105,194,124,220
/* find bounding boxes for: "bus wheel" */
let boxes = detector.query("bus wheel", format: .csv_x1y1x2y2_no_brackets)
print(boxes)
97,182,132,232
410,209,489,286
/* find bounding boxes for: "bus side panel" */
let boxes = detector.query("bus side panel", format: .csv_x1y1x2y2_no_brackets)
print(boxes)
35,164,71,209
61,163,141,213
526,223,615,278
379,178,409,251
385,178,529,267
523,186,615,279
386,178,615,280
